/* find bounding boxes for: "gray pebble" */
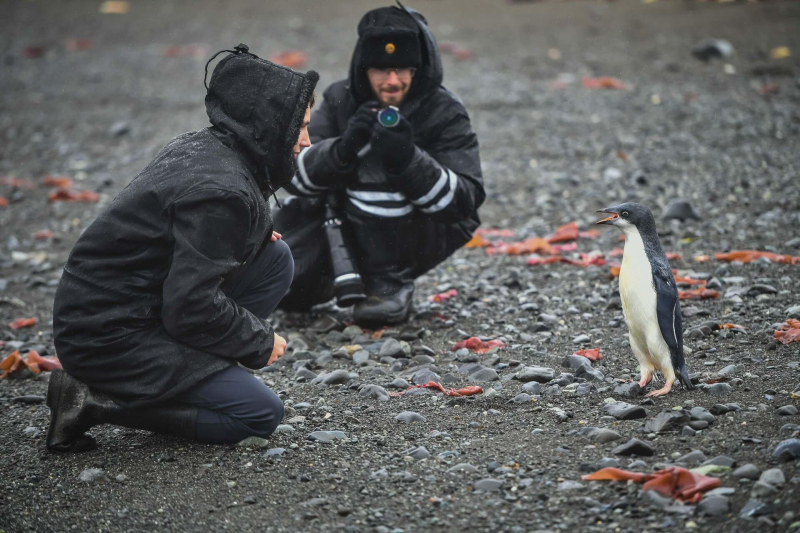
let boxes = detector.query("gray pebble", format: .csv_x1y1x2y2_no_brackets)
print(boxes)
396,411,426,424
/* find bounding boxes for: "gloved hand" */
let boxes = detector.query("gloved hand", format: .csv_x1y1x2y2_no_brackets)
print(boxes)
335,100,378,165
371,114,415,175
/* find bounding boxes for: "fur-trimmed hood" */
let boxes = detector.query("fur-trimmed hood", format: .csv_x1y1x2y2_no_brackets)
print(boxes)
348,6,443,105
205,48,319,192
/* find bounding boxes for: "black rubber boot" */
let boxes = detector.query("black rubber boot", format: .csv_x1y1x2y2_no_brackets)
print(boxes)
353,277,414,325
46,369,198,453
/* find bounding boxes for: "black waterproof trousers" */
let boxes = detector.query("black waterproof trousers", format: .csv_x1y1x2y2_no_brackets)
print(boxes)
174,238,292,443
273,196,474,311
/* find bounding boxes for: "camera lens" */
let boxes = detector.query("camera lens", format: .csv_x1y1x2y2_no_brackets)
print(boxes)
377,107,399,128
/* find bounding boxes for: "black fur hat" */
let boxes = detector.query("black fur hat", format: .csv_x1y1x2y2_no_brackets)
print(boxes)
359,27,421,70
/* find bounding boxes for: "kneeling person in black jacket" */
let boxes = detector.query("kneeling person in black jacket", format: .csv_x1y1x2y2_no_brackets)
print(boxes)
46,46,319,452
277,5,485,324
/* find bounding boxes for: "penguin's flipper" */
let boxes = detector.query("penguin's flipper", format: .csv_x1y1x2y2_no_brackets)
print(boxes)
652,267,694,390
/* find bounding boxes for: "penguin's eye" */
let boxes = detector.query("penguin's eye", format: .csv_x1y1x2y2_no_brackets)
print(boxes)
621,211,630,218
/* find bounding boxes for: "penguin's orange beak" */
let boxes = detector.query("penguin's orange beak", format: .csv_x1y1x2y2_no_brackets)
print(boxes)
596,210,619,225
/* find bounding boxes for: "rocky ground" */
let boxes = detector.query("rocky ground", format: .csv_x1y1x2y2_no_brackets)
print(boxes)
1,0,799,531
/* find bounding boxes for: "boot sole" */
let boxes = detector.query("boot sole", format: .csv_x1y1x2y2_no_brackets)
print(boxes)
354,299,414,326
46,370,96,453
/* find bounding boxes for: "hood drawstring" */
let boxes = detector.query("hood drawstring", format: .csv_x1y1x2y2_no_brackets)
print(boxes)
203,44,257,90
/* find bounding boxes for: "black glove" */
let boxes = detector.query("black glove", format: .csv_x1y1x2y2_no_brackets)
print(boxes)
335,101,378,166
370,114,415,175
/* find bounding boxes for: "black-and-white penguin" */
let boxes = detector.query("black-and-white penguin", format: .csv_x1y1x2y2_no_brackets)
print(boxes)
596,202,694,396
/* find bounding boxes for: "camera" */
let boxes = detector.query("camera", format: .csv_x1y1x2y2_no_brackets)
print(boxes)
356,106,402,159
377,106,400,128
323,194,366,307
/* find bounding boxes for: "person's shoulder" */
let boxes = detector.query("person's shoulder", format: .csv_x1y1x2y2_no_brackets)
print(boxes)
321,80,352,107
417,86,471,129
427,86,469,115
149,130,254,200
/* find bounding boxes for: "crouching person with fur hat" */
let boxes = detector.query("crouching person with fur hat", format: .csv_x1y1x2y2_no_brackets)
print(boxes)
276,5,485,325
47,45,318,452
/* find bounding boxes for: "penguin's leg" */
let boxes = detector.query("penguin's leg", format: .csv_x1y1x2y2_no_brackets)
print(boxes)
646,334,677,397
629,332,654,388
648,381,673,397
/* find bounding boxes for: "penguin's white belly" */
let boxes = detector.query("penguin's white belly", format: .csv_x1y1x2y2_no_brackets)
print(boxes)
619,231,674,379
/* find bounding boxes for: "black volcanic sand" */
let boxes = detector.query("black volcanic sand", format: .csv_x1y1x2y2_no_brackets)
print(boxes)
1,0,799,531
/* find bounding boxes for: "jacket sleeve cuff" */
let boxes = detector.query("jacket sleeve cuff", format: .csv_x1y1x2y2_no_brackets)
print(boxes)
288,139,357,196
238,321,274,370
385,147,459,214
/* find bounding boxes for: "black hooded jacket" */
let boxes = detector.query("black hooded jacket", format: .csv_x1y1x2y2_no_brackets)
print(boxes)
52,50,318,408
285,7,484,228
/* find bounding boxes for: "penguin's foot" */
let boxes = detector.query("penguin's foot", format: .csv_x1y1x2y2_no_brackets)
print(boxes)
647,381,673,397
638,374,653,388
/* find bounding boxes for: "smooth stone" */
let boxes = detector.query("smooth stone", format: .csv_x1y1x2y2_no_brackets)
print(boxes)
776,405,798,416
412,368,441,385
773,439,800,462
236,436,270,448
691,38,734,61
739,499,771,518
613,438,654,457
689,420,709,430
295,367,318,381
77,468,105,483
359,384,389,401
697,495,729,517
447,463,479,474
750,482,778,498
314,369,351,386
689,407,716,424
705,383,732,395
12,395,45,404
572,334,591,344
645,410,689,433
605,401,647,420
403,446,430,460
510,393,533,404
515,366,555,383
352,350,370,365
380,338,406,359
663,199,701,221
522,381,541,395
396,411,426,424
702,455,736,468
759,468,785,487
596,457,620,469
274,424,294,434
307,431,346,443
583,427,622,444
557,481,584,491
388,378,410,389
613,382,644,397
468,367,499,383
264,448,286,458
676,450,707,466
473,478,503,492
733,464,761,480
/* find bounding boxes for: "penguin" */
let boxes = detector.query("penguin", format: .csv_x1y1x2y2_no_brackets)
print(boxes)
596,202,694,396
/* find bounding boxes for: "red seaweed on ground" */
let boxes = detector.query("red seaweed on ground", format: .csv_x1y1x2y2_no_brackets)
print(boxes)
451,337,505,353
582,467,720,503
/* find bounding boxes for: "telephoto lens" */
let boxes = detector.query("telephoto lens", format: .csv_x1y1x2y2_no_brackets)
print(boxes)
377,106,400,128
323,198,366,307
